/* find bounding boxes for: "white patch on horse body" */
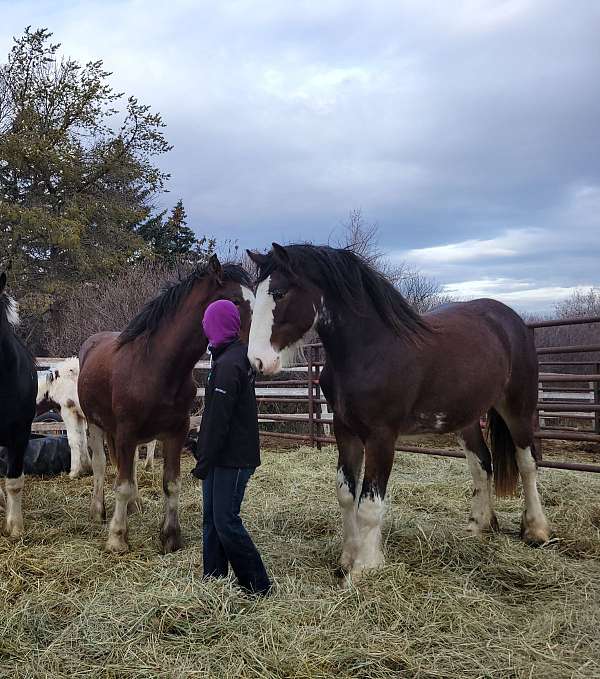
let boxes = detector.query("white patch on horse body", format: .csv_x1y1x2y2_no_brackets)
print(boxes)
316,298,333,330
352,492,385,575
4,474,25,537
515,446,550,542
336,467,359,570
459,436,495,534
37,357,92,477
248,277,280,373
5,295,20,327
241,285,255,310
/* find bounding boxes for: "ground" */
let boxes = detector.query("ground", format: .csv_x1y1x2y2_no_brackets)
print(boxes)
1,445,600,679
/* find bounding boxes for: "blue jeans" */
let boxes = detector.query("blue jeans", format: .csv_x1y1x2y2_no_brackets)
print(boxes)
202,466,271,594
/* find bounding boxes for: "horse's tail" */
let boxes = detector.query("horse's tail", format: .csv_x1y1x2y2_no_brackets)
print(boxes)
487,408,519,497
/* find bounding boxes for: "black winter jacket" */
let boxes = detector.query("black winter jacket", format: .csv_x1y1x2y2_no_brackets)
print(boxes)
191,339,260,479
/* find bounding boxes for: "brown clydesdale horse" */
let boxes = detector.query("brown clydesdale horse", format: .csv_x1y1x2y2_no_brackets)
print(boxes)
247,244,550,580
78,256,253,553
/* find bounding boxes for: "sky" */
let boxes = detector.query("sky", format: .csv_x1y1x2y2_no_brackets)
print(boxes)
1,0,599,312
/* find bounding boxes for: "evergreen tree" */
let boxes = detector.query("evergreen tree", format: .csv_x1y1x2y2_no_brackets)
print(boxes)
0,27,171,337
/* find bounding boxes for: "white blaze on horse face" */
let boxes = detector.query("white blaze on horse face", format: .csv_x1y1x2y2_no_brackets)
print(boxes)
248,277,281,374
6,295,20,327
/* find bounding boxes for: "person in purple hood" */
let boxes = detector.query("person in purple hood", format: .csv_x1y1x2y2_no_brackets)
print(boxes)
192,300,271,595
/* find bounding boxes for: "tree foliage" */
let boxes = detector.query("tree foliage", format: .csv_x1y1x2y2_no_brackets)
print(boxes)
0,27,176,343
137,199,216,266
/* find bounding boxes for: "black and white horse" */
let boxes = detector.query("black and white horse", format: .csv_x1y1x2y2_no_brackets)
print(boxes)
0,271,36,537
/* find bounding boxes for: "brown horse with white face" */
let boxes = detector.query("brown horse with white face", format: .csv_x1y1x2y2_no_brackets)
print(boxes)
247,244,550,580
78,257,253,554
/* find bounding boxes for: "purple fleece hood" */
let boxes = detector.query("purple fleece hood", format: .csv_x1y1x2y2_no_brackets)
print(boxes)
202,300,240,348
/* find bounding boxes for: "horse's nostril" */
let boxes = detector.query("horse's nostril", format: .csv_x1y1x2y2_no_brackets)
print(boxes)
256,358,263,373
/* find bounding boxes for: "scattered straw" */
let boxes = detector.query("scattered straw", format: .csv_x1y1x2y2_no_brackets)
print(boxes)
1,446,600,678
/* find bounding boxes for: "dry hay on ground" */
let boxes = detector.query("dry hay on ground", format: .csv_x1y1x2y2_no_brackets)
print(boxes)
1,446,600,678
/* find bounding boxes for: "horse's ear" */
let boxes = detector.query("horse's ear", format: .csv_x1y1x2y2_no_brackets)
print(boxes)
0,272,6,295
246,250,268,267
271,243,291,268
208,254,223,284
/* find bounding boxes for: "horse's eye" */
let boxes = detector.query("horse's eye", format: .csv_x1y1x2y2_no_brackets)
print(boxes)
271,289,287,302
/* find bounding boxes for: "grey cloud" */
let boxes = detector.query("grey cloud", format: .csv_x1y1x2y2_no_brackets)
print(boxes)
1,0,599,310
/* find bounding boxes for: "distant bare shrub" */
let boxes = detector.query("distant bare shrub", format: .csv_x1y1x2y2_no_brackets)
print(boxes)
555,288,600,319
46,261,180,356
338,209,453,313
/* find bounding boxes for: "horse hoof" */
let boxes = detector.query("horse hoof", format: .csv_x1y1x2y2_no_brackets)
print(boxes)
160,528,183,554
3,521,24,540
466,512,499,535
338,550,354,573
70,466,92,479
90,503,106,523
127,498,143,515
105,534,129,554
520,512,551,546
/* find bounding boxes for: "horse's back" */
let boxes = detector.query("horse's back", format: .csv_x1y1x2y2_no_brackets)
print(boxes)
425,297,537,389
79,331,119,368
78,332,120,427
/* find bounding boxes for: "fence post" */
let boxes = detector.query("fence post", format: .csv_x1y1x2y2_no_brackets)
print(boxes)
307,344,316,448
595,363,600,434
531,326,543,458
313,346,323,450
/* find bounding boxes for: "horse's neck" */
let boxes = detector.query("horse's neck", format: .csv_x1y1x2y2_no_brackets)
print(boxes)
318,304,416,371
149,290,209,381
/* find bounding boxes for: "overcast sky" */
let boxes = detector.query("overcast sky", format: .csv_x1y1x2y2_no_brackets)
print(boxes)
2,0,599,312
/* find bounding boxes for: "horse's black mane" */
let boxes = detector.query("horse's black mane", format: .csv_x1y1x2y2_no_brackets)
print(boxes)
117,262,251,347
258,244,431,339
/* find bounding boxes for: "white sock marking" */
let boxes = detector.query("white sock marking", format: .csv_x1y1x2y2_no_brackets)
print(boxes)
459,438,495,533
107,480,135,551
353,492,385,573
516,446,549,538
88,424,106,519
5,474,25,536
336,468,359,569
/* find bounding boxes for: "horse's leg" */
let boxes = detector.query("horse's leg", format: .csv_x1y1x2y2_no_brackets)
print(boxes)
105,432,136,553
88,423,106,522
62,404,91,478
160,429,186,554
3,433,27,538
333,415,364,573
501,412,550,544
351,429,395,579
127,444,142,515
458,423,499,535
144,440,157,470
